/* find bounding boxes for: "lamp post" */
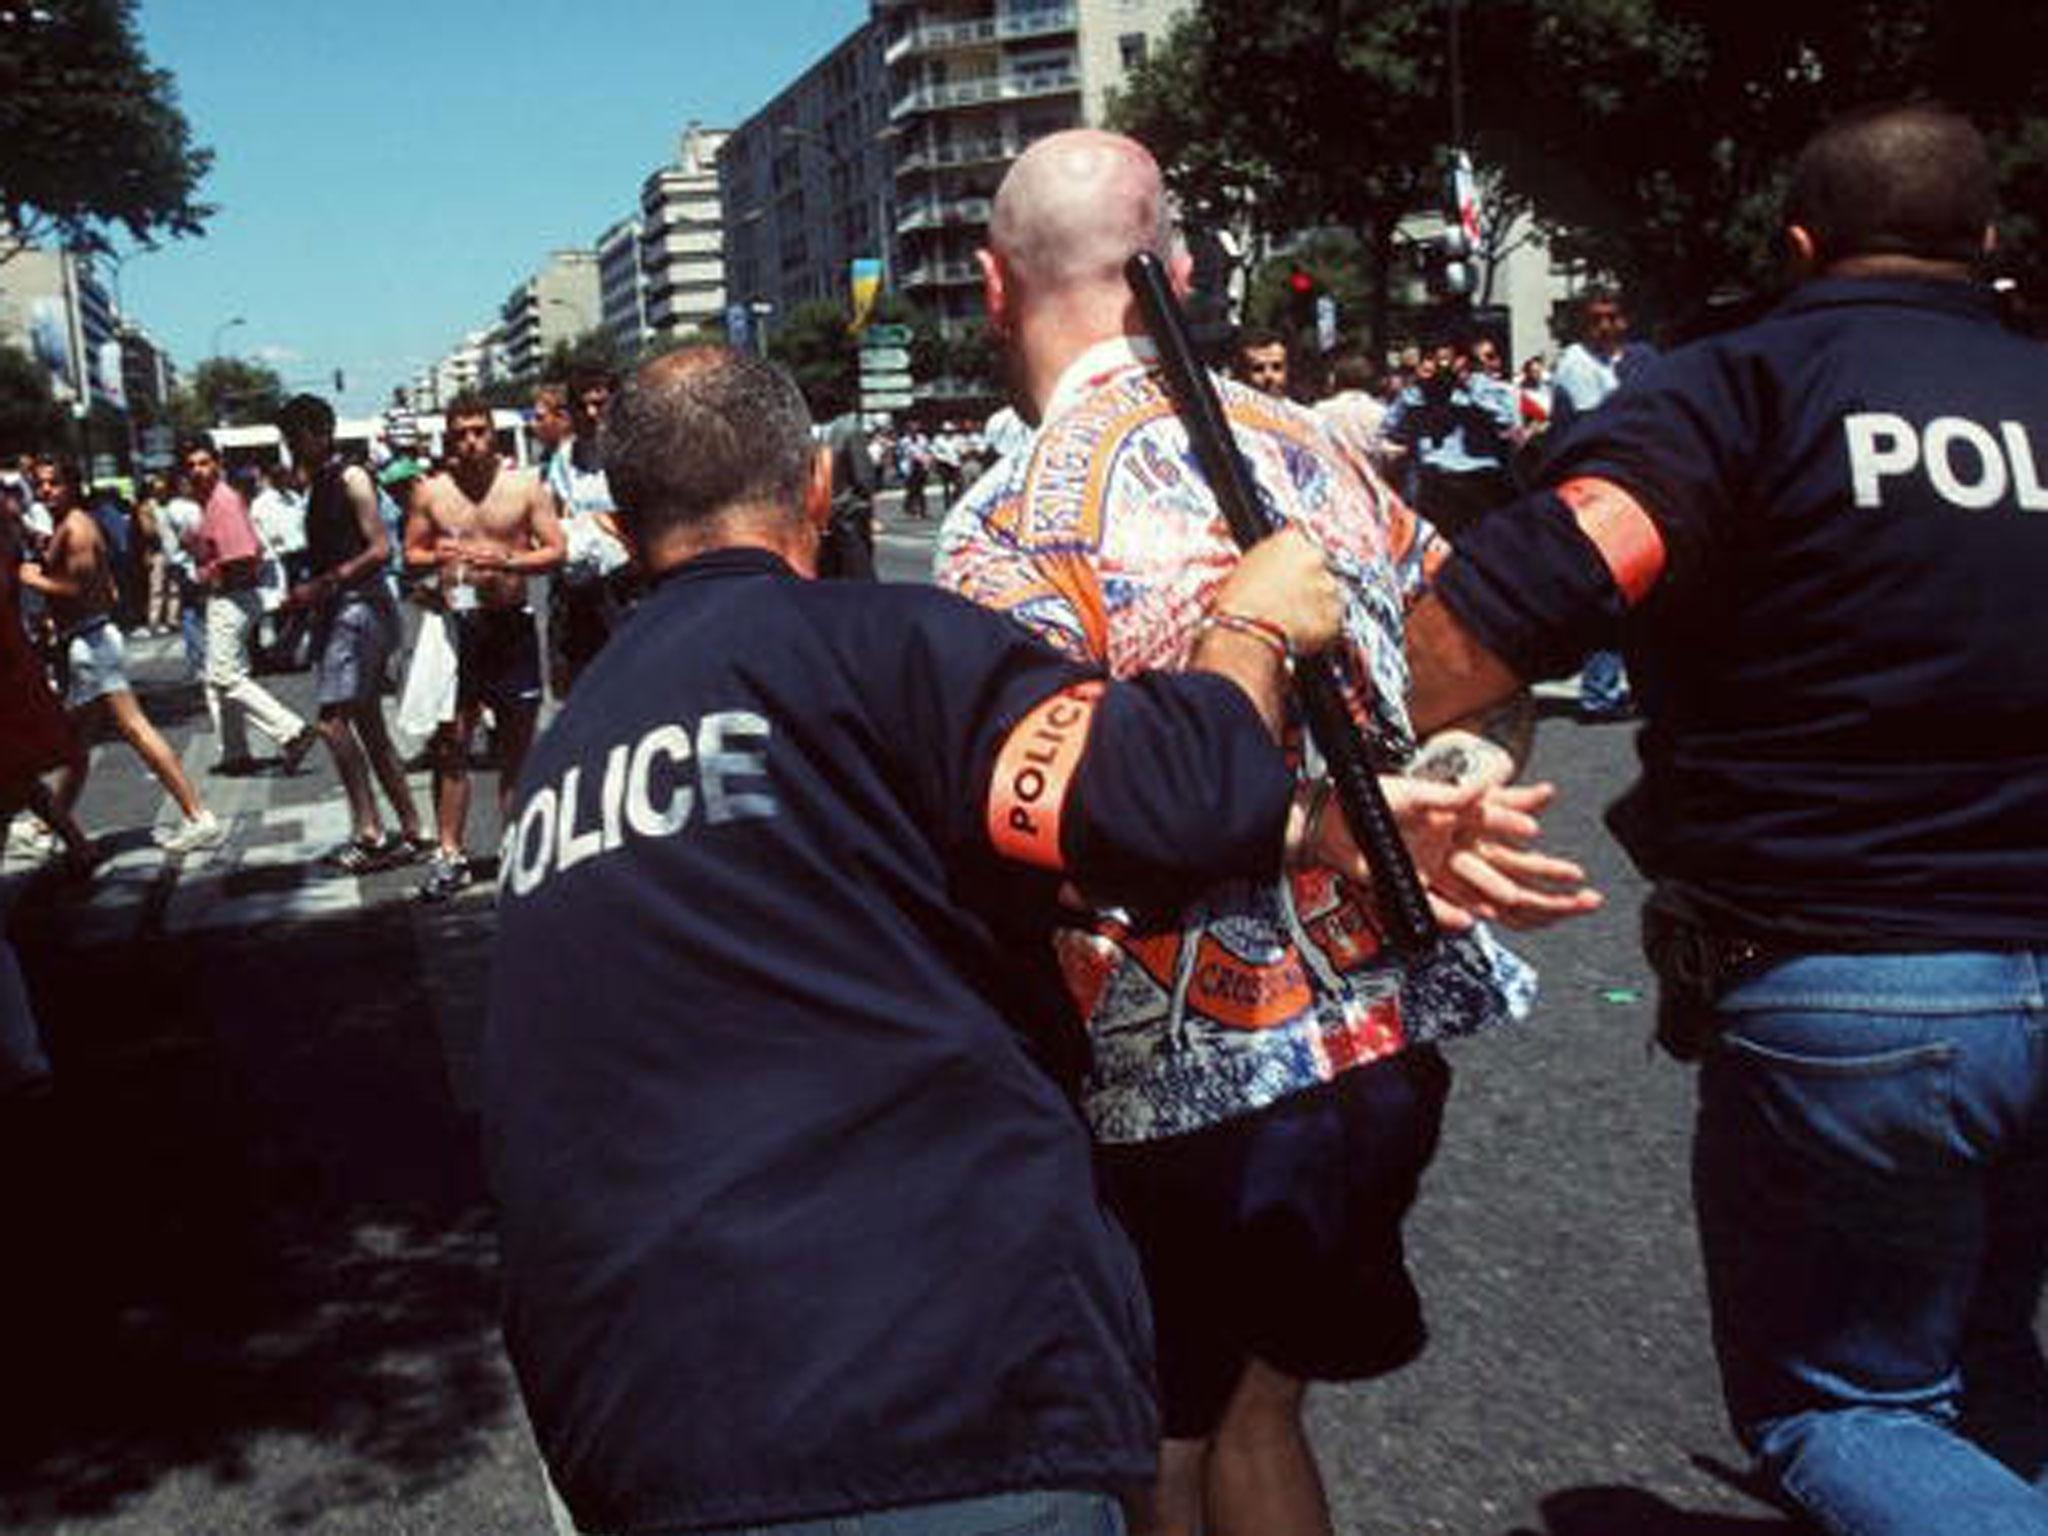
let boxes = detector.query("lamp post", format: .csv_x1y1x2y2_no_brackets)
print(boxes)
210,315,247,360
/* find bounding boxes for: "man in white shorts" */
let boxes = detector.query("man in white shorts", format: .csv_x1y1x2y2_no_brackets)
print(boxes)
19,458,223,853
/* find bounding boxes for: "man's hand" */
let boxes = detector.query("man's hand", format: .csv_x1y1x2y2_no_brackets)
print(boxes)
1211,525,1343,658
1301,775,1603,933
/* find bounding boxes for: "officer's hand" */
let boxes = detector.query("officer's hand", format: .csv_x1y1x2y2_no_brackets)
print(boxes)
1305,776,1604,932
1213,526,1343,658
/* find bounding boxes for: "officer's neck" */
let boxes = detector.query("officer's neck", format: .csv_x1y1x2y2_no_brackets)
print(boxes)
640,504,819,581
1812,253,1976,284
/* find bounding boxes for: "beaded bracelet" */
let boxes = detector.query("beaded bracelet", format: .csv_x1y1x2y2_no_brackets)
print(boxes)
1194,609,1293,666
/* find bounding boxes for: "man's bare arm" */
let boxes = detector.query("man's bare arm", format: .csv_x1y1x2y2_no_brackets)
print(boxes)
1405,590,1526,740
402,486,446,571
512,478,566,573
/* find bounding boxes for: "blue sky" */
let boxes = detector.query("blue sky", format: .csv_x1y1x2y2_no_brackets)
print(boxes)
123,0,869,415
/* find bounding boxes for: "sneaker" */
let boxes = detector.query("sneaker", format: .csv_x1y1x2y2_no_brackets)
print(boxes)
375,831,435,867
157,810,226,855
323,837,384,875
415,849,471,903
280,725,321,776
6,821,57,862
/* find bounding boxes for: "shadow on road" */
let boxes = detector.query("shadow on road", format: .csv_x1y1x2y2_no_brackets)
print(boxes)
0,895,513,1528
1508,1483,1803,1535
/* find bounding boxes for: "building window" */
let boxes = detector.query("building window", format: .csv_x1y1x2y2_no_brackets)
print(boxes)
1119,32,1147,71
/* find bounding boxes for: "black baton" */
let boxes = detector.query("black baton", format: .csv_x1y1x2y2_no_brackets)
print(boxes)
1125,250,1439,955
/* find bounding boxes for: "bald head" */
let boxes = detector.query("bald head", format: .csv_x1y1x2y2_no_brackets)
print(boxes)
989,130,1175,301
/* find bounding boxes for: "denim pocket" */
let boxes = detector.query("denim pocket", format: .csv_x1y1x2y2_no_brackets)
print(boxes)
1714,1019,1959,1179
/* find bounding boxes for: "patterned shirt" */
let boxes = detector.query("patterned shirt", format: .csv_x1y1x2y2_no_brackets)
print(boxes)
937,337,1531,1144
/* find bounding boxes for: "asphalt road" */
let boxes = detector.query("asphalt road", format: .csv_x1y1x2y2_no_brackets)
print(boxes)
2,509,1818,1535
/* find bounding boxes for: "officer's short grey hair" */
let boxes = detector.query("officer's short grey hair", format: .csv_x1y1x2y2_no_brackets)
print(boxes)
604,347,815,540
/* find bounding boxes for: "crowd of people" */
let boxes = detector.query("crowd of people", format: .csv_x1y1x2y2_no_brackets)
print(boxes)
4,97,2045,1536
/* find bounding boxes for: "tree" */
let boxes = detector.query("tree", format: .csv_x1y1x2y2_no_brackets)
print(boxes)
1467,0,2048,322
1112,1,1461,353
540,327,625,383
1242,232,1373,352
766,294,948,421
1115,0,2048,345
0,341,69,453
767,300,860,422
0,0,213,264
172,356,285,430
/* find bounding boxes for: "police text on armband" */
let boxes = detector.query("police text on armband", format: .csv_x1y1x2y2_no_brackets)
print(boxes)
1846,413,2048,510
498,711,775,898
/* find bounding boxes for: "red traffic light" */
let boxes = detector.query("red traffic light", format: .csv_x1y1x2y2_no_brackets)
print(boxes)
1287,268,1316,294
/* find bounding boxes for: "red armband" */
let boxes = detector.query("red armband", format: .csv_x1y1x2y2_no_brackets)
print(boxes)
1556,476,1666,606
986,682,1104,871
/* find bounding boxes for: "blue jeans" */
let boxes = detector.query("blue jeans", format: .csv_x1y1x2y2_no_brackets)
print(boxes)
1694,950,2048,1536
548,1486,1124,1536
1577,648,1631,715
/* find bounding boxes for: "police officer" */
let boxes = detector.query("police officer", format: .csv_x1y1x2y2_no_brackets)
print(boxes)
486,346,1572,1536
1404,102,2048,1536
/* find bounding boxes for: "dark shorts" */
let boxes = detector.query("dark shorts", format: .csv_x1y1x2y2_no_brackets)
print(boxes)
453,607,542,717
1095,1046,1451,1440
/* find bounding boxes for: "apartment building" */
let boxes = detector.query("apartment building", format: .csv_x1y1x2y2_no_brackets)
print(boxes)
721,23,893,333
596,215,648,357
641,125,730,344
876,0,1186,338
0,245,121,410
499,250,602,381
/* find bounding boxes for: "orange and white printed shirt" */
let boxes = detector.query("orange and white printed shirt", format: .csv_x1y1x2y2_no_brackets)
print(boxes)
937,337,1531,1144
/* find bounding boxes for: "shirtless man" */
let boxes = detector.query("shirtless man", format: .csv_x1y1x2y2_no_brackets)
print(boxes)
403,392,564,901
20,458,223,854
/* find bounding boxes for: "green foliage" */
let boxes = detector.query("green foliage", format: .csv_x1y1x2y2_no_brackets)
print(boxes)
1112,0,1462,350
1114,0,2048,337
175,356,285,429
1243,232,1373,349
0,341,69,453
766,294,949,420
541,328,625,383
768,299,860,421
1470,0,2048,317
0,0,213,261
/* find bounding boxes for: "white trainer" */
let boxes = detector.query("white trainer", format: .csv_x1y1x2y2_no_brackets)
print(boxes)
158,810,226,854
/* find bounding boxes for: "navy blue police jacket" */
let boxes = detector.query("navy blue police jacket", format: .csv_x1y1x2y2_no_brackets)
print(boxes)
1436,277,2048,946
483,547,1293,1533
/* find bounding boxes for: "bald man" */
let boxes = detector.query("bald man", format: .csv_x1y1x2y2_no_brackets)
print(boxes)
938,131,1593,1536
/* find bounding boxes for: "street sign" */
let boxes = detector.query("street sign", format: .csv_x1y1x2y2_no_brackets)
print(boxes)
1315,293,1338,354
861,390,915,412
858,371,914,394
858,346,912,372
863,323,913,347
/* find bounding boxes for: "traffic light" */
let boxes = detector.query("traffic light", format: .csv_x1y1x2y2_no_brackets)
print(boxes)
1430,149,1480,303
333,368,345,393
1285,266,1319,332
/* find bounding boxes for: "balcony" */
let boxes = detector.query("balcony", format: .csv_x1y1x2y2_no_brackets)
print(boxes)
899,258,983,290
998,5,1077,43
886,15,996,63
895,133,1017,177
889,64,1078,122
895,194,994,233
885,5,1077,63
